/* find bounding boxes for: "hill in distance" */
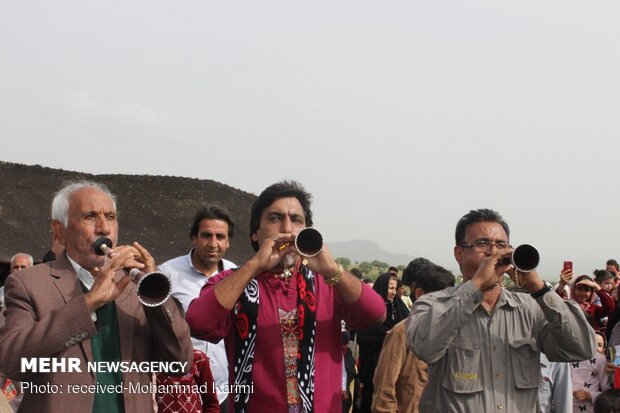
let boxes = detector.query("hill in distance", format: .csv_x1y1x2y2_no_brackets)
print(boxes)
329,239,416,267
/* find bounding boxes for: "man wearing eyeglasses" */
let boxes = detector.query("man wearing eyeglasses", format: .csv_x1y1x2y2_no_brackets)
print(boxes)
407,208,595,413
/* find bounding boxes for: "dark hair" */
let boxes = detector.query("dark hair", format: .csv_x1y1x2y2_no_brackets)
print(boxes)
574,274,594,286
582,309,596,329
607,259,619,269
594,269,614,284
249,180,313,251
416,264,455,293
388,266,398,273
455,208,510,246
595,388,620,413
42,250,56,263
341,330,351,345
350,268,363,279
402,257,433,287
595,331,607,352
189,206,235,239
362,277,373,284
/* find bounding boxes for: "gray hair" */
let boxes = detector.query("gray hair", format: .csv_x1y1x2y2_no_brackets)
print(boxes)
51,181,117,227
10,253,34,266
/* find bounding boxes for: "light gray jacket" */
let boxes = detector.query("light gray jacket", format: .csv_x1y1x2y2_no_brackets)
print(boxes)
407,281,595,413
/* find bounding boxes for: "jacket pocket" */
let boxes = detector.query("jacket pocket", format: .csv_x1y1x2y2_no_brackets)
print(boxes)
442,343,483,394
509,338,542,389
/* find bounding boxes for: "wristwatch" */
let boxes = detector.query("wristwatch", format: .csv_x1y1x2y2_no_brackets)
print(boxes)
325,264,343,286
531,281,553,299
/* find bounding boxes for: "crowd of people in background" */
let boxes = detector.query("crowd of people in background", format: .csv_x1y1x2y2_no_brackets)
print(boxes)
2,181,620,413
340,255,620,413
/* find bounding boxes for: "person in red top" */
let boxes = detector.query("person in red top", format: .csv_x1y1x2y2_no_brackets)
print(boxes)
571,274,616,332
156,349,220,413
186,180,386,413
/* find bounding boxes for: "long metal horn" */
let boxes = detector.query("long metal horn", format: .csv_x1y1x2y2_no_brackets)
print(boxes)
295,228,323,258
93,237,171,307
511,244,539,273
128,269,172,307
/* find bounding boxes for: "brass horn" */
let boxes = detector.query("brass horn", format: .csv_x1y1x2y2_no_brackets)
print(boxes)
93,237,172,307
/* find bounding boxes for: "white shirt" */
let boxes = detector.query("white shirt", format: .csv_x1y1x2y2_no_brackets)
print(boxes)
159,250,236,404
66,253,97,321
66,253,95,291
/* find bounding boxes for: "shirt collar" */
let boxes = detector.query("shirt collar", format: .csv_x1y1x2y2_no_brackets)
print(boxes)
497,288,522,308
66,253,95,291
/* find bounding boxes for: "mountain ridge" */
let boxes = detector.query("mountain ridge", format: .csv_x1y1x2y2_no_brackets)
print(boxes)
329,239,417,267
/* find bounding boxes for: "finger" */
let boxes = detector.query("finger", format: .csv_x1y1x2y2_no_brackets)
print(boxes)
110,245,141,259
490,248,514,273
93,256,130,281
278,244,295,257
259,238,276,252
277,242,294,254
271,235,296,253
132,242,154,262
275,233,295,245
123,259,146,270
497,248,514,258
117,275,131,292
487,248,513,263
315,244,332,260
106,250,138,272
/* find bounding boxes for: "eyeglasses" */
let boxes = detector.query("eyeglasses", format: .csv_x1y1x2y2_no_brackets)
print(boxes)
460,240,511,251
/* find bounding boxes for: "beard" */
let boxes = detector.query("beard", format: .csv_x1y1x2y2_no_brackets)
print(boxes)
282,252,296,269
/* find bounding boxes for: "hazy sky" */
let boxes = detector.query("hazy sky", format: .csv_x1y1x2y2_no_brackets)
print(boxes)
2,1,619,279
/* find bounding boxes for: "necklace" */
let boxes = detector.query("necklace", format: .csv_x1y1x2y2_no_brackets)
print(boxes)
275,267,294,281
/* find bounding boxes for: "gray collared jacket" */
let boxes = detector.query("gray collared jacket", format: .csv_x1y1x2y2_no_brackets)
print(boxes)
407,281,595,413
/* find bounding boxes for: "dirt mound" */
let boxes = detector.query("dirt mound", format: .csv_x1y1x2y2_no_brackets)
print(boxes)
0,161,256,280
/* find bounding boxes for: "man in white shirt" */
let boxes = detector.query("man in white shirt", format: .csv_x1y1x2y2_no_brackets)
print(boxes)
159,206,236,412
